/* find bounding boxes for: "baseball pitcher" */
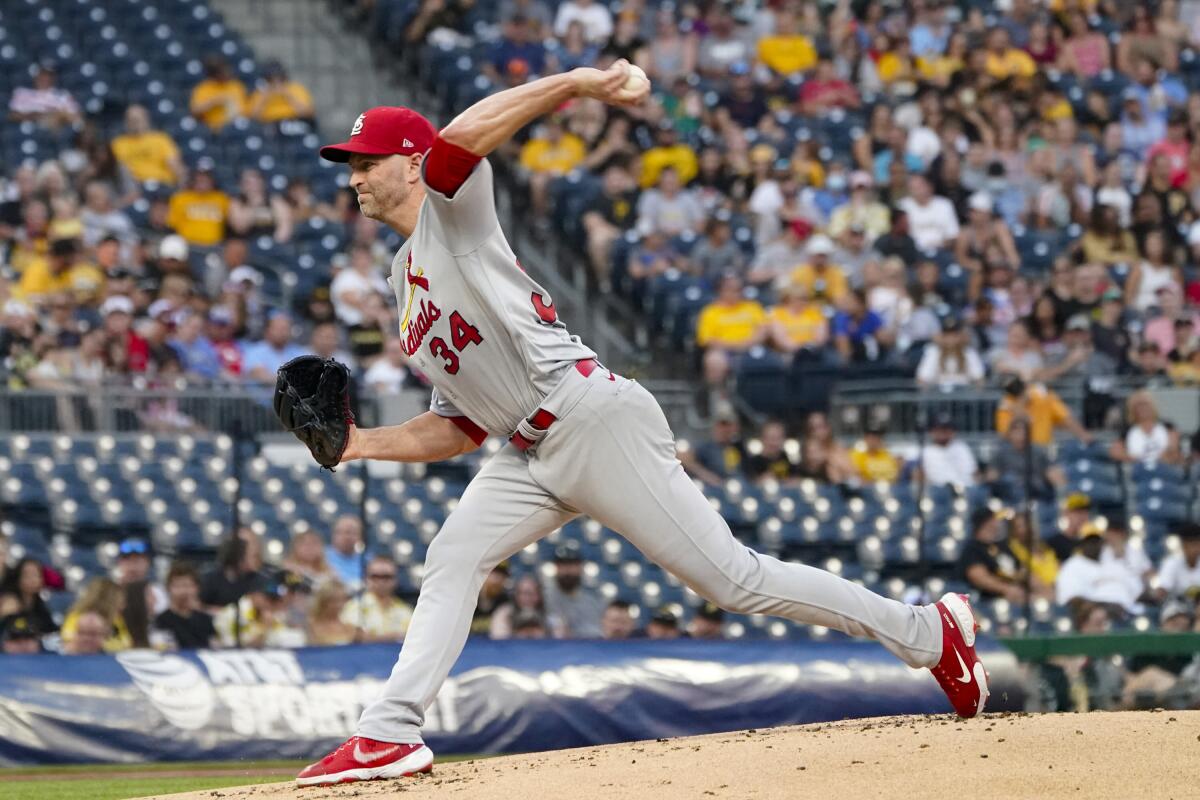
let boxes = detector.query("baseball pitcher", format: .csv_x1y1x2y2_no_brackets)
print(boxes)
286,60,989,786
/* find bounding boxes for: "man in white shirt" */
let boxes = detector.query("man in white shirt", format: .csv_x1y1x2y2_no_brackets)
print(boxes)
331,242,391,328
363,338,411,394
8,63,80,129
1159,523,1200,599
342,556,413,643
920,413,979,487
1056,523,1145,614
553,0,613,43
1100,516,1154,598
898,173,960,251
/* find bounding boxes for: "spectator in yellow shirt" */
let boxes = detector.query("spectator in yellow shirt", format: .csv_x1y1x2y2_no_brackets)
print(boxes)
246,61,315,124
849,424,900,483
17,235,105,305
639,122,698,188
995,375,1091,447
984,27,1038,80
189,56,247,130
756,8,817,75
111,104,185,185
788,235,849,304
697,273,767,387
167,164,231,247
518,116,587,219
766,283,828,353
877,35,917,84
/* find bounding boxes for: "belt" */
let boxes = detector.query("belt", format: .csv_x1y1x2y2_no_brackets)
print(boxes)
510,358,600,452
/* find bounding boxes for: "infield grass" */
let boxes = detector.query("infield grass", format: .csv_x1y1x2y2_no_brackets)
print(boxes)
2,754,485,800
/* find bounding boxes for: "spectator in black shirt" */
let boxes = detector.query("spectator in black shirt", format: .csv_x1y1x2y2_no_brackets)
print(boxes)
581,164,638,288
744,419,800,483
960,507,1025,603
155,562,217,650
0,557,58,635
1046,492,1093,562
200,529,263,610
1,613,44,654
873,209,919,265
1137,151,1194,254
679,400,747,485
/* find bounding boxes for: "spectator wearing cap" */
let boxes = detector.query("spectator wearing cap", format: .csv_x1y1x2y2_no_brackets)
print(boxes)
8,62,80,129
1,613,44,654
343,555,413,643
96,295,148,374
115,537,167,616
916,316,985,389
1109,390,1183,467
167,164,230,247
241,312,306,384
919,413,979,488
153,562,218,650
961,508,1025,603
695,273,766,387
1056,522,1145,615
646,607,683,639
208,306,243,376
600,600,636,640
214,572,307,648
111,104,185,186
898,173,960,251
471,562,511,635
747,219,810,287
955,191,1019,278
553,0,613,45
787,235,849,305
828,172,889,242
635,165,704,238
996,375,1090,448
543,543,604,638
189,56,248,131
246,61,314,124
1039,313,1118,390
849,423,900,484
16,231,104,305
679,401,747,486
518,116,588,221
1158,523,1200,600
490,574,552,640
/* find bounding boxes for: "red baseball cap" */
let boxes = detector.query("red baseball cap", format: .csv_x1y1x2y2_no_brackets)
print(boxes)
319,106,436,163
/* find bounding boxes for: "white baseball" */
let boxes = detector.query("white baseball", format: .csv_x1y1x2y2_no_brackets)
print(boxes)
623,64,649,93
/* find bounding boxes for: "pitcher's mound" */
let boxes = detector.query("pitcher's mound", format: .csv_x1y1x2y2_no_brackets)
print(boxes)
143,710,1199,800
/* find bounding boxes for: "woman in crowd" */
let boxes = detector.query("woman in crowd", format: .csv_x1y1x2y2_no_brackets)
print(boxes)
490,575,552,639
0,556,58,634
1109,390,1183,466
61,577,132,652
307,581,358,646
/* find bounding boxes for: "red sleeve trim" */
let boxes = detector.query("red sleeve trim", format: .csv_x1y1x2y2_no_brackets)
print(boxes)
448,415,488,446
424,135,483,197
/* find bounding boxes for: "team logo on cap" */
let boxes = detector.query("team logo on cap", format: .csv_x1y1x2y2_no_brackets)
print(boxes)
403,138,414,148
350,113,365,137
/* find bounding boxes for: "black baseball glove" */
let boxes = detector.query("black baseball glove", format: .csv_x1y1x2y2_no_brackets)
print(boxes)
273,355,355,471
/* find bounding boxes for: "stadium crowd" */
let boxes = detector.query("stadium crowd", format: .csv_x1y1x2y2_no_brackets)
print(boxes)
2,0,1200,713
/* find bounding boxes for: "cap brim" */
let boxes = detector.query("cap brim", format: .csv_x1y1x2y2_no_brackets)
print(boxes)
318,141,399,163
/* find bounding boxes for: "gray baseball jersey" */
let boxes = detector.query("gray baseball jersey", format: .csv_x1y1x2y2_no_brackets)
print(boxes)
356,156,947,745
388,158,594,436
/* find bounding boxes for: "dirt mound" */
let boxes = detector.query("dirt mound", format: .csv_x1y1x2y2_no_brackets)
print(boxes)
142,710,1199,800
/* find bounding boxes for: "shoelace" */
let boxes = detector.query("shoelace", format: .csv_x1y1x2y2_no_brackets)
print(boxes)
326,737,359,763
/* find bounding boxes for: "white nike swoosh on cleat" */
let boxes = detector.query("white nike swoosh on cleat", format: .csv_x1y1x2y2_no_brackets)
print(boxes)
354,742,402,763
953,647,972,683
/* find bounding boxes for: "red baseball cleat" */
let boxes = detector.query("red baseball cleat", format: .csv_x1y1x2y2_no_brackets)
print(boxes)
295,736,433,786
930,593,990,718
